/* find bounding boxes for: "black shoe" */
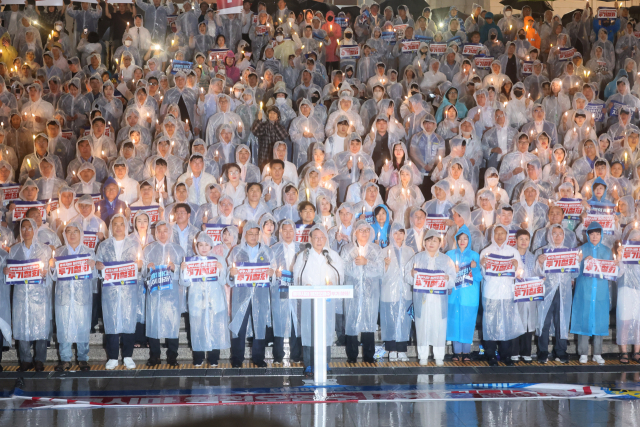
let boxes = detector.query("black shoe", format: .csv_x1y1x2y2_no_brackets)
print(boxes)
0,364,3,372
167,360,179,367
34,361,44,372
347,358,357,364
488,357,498,367
253,360,267,368
231,360,243,368
146,358,161,367
503,358,514,367
19,362,34,372
54,361,71,372
363,357,376,364
79,361,91,371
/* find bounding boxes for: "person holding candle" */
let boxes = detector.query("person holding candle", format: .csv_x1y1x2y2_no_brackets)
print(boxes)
94,177,128,225
33,155,65,201
315,194,335,230
176,154,218,206
520,105,559,148
262,141,299,188
250,105,289,170
273,185,301,223
613,229,640,363
66,138,109,185
233,182,271,223
498,132,538,198
19,133,64,184
386,165,425,228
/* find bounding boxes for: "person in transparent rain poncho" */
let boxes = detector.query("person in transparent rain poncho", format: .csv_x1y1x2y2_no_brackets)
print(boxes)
405,229,455,366
614,229,640,363
435,105,461,142
49,221,97,372
19,133,64,184
422,179,453,217
613,127,640,180
541,144,571,190
57,77,91,135
386,165,425,228
178,231,229,367
441,159,476,207
531,206,578,254
408,114,446,181
339,219,383,364
512,180,549,237
379,142,423,189
226,220,276,368
575,178,620,250
33,154,66,201
379,222,414,362
471,188,498,231
268,219,302,364
482,108,517,169
95,213,140,370
70,162,103,197
479,224,525,366
289,98,325,169
351,181,384,219
533,224,581,364
511,157,554,204
5,218,51,372
141,220,185,367
498,132,538,198
605,78,640,128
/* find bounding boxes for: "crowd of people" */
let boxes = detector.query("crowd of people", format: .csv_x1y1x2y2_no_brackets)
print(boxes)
0,0,640,376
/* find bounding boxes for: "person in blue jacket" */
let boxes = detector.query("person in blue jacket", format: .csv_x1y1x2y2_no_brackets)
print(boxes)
604,69,627,101
592,18,620,44
570,222,618,365
371,204,391,248
94,176,127,225
436,85,469,123
445,224,482,361
480,12,504,44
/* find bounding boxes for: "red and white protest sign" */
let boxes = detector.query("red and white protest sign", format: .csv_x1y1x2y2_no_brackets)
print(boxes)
424,214,448,234
556,198,583,220
393,24,408,34
543,248,580,273
583,211,616,235
462,44,483,56
183,257,219,282
506,229,517,247
235,262,271,287
256,25,268,35
0,184,20,202
521,61,533,75
401,40,420,53
83,231,98,250
295,224,312,244
622,241,640,264
597,7,617,19
12,201,46,221
429,43,447,55
339,45,361,59
45,198,59,212
484,254,516,277
217,0,243,15
129,205,160,226
252,14,258,25
474,56,493,69
204,224,225,246
55,254,92,280
558,48,577,61
82,127,110,138
584,258,618,281
5,259,42,284
102,261,137,286
413,268,448,294
514,277,545,302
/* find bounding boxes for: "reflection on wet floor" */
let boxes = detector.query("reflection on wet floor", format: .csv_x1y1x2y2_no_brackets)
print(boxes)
2,372,640,426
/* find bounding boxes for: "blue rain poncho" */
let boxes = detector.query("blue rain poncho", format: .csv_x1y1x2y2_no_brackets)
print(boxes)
95,213,140,335
341,220,384,336
10,218,52,342
380,222,414,344
51,221,96,345
141,221,186,339
370,204,391,247
446,225,482,344
179,231,230,352
227,221,276,340
570,221,613,337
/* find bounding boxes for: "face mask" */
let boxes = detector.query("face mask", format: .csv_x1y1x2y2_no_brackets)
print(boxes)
311,94,320,103
487,177,499,186
288,18,294,23
514,89,523,97
276,35,283,42
275,97,286,105
124,40,132,47
410,89,419,95
519,34,525,40
345,33,352,39
505,10,512,17
373,91,383,100
234,90,242,98
55,25,63,31
490,34,497,40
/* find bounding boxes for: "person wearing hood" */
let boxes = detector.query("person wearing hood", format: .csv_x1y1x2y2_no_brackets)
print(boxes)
49,221,97,372
435,84,468,123
480,12,503,44
511,157,554,203
590,28,615,71
19,133,64,184
497,6,518,42
86,116,117,165
262,151,297,209
405,228,455,366
520,104,559,147
498,132,538,199
168,202,199,258
419,60,446,95
576,177,620,248
48,185,78,230
615,20,638,72
423,180,454,218
567,5,592,61
446,224,482,362
408,114,445,189
512,180,550,236
572,139,602,188
143,137,186,182
481,108,516,168
541,143,572,188
161,70,198,131
605,77,640,126
523,60,548,102
483,60,508,90
95,177,128,225
289,98,324,168
66,137,108,185
386,164,424,227
358,45,379,89
21,82,54,134
571,222,616,365
93,81,124,134
614,228,640,363
325,95,365,139
112,149,143,201
33,154,65,201
443,17,467,46
193,182,222,229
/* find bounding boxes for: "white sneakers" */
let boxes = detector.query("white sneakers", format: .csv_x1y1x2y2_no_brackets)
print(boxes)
419,359,429,366
389,351,398,362
123,357,136,369
593,355,605,365
105,359,119,370
579,355,589,364
523,356,532,362
511,356,520,361
397,352,410,362
435,359,444,367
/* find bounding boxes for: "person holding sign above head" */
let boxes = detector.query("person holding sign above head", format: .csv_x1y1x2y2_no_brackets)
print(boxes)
571,222,618,365
5,217,52,372
95,213,141,370
479,224,525,366
227,220,276,368
406,228,456,366
50,221,97,372
179,232,229,367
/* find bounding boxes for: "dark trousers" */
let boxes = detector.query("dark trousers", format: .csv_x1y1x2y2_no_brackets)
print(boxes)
303,345,332,368
484,340,511,361
182,313,191,347
91,292,101,331
105,333,135,360
230,302,266,364
273,324,302,362
326,60,340,75
346,332,375,361
18,340,47,364
335,313,346,346
149,338,179,361
134,322,148,346
511,331,533,357
193,350,220,365
537,290,567,358
385,341,408,352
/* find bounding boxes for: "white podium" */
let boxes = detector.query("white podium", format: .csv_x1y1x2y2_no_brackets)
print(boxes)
289,285,353,387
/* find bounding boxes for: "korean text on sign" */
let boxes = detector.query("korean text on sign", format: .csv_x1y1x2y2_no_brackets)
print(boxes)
556,198,584,220
622,241,640,264
583,258,618,281
235,262,271,287
182,256,219,282
129,205,160,226
514,277,545,302
484,254,516,277
583,211,616,235
12,201,46,221
5,259,42,285
543,248,580,273
204,223,225,246
55,254,92,281
295,224,312,244
424,214,449,233
102,261,137,287
413,269,448,294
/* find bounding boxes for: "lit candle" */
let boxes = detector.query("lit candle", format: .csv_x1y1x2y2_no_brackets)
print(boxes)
306,188,310,201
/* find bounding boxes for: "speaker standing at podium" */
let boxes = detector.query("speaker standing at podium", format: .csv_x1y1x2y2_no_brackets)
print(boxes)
293,224,344,374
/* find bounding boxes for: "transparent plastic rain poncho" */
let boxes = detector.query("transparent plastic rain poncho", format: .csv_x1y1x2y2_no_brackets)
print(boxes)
615,229,640,345
269,219,301,338
178,231,230,351
57,78,91,133
95,213,140,335
141,221,186,339
572,139,601,188
404,229,456,354
193,182,222,230
341,220,384,335
205,123,239,174
386,164,425,228
512,180,550,235
479,224,526,341
227,221,276,340
408,115,446,175
497,133,538,197
33,155,66,200
204,94,246,146
380,221,414,343
325,96,365,137
51,221,96,344
422,180,454,216
9,217,52,341
378,142,423,187
289,98,325,168
70,161,103,196
93,81,124,131
327,202,355,254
